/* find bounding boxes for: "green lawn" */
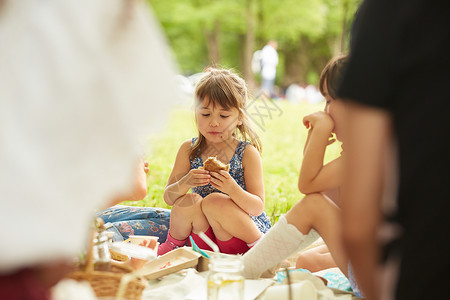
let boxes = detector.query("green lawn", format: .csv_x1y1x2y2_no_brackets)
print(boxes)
123,99,341,224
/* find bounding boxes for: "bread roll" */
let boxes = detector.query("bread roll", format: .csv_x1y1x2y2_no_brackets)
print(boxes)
200,157,230,172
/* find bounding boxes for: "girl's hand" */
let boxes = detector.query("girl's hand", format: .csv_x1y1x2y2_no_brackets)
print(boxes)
209,170,239,195
303,111,335,145
185,169,211,187
303,111,334,132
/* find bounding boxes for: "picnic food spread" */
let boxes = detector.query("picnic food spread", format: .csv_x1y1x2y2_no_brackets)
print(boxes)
200,157,230,172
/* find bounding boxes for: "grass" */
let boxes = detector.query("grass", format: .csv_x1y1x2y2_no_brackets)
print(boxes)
122,99,341,224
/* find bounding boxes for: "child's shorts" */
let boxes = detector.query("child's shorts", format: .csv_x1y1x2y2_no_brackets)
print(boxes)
215,236,250,255
189,226,250,255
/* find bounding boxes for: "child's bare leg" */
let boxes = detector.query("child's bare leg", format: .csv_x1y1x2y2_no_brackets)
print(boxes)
170,193,209,239
202,193,261,243
295,244,336,272
243,193,345,278
158,193,209,255
286,193,347,275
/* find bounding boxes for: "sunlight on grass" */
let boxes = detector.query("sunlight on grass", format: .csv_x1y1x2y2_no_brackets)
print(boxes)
123,100,341,224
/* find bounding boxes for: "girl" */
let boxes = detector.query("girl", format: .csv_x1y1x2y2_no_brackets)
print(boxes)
158,68,271,256
243,55,363,296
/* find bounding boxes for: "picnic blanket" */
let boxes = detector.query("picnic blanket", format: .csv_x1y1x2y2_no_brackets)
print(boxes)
52,268,359,300
141,267,358,300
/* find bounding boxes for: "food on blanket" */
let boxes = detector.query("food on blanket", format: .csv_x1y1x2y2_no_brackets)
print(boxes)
109,249,129,262
200,157,230,172
159,260,173,270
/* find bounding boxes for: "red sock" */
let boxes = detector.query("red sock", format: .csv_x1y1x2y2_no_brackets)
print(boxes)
157,231,187,256
188,227,215,251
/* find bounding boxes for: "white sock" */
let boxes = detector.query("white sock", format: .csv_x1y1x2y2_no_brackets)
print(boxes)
298,228,320,252
243,215,306,279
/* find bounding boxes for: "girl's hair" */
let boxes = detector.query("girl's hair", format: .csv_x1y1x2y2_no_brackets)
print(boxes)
319,54,348,100
190,68,262,160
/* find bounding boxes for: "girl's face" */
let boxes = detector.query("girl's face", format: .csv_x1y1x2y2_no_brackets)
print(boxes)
196,97,241,144
323,81,346,141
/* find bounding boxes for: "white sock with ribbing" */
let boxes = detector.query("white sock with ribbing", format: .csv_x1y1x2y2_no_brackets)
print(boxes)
242,215,307,279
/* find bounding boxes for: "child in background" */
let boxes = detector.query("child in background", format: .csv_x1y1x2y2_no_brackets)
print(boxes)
158,68,271,256
242,54,362,297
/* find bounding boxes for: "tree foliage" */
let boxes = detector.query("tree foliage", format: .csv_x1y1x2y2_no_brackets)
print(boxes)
148,0,361,88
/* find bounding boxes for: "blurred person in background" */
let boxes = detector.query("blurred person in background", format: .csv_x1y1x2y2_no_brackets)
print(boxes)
260,40,279,99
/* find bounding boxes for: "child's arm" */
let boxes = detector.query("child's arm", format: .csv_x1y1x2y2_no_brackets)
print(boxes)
209,145,265,216
163,140,211,206
298,111,342,194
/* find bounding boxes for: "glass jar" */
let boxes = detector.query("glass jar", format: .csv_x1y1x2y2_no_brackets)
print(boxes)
93,231,111,271
207,254,244,300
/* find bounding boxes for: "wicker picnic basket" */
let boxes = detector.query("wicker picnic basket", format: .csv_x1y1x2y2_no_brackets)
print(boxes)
68,229,147,300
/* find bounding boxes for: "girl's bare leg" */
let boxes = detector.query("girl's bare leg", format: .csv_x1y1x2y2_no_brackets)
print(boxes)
243,193,346,278
295,244,337,272
202,192,261,244
169,193,210,239
158,193,209,255
286,193,347,275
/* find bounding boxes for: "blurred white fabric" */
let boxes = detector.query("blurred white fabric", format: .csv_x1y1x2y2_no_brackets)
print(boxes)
305,85,324,104
285,84,306,103
0,0,178,273
51,279,97,300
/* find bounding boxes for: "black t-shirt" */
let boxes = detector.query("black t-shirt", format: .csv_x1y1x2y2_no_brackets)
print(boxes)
338,0,450,299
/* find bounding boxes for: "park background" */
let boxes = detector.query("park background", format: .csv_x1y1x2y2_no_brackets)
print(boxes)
123,0,362,223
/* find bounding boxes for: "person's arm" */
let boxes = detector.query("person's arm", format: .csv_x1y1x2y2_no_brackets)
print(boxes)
106,158,149,207
163,140,210,206
298,111,342,194
209,145,265,216
341,101,392,300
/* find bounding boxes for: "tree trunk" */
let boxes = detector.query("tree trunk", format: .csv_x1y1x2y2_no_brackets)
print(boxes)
255,0,264,47
282,37,311,87
205,20,221,67
241,0,256,92
340,0,350,52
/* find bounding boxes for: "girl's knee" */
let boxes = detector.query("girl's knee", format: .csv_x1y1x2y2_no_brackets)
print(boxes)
290,193,323,214
202,192,230,213
173,193,203,208
303,193,328,206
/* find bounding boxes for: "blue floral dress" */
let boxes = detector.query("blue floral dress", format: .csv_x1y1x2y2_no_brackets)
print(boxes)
190,137,271,233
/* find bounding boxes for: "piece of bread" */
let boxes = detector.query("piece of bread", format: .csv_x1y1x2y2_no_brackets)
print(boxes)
200,157,230,172
109,248,129,262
